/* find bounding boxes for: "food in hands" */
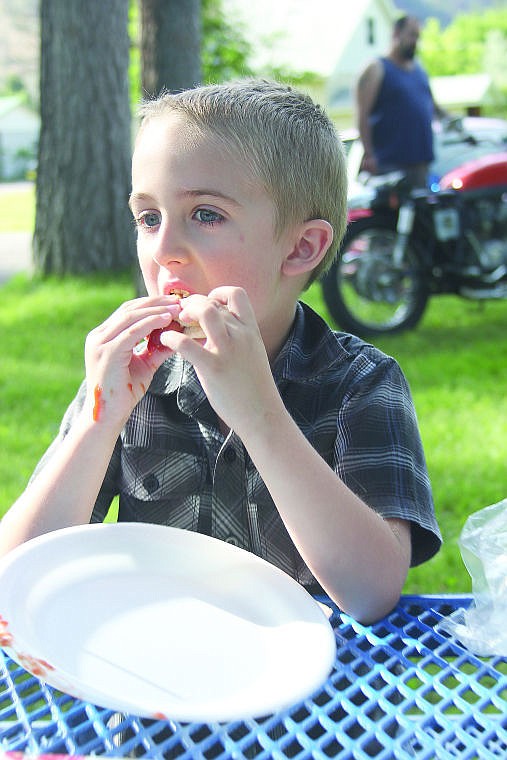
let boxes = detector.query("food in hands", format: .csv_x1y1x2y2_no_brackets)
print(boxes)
146,322,185,353
147,289,205,353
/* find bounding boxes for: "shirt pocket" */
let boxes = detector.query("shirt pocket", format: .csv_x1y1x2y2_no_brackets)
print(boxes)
120,445,204,503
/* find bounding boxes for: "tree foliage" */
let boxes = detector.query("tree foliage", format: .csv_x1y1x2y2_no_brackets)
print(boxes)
419,8,507,115
128,0,318,106
419,8,507,77
201,0,253,82
129,0,254,106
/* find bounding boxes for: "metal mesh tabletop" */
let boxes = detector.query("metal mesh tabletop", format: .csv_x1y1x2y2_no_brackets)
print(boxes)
0,595,505,759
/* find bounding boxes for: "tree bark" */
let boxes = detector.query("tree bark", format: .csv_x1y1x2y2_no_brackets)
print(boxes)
134,0,202,295
34,0,135,275
141,0,202,98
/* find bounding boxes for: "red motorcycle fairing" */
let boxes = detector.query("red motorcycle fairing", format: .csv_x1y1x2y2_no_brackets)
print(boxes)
348,208,373,221
439,151,507,191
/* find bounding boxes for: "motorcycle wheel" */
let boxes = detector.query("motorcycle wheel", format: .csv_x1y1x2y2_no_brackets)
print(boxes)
321,215,429,337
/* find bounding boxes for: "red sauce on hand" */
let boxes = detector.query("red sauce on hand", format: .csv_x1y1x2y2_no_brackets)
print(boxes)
92,385,104,422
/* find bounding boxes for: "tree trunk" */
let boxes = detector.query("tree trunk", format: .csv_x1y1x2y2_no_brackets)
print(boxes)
135,0,202,295
141,0,202,97
34,0,135,275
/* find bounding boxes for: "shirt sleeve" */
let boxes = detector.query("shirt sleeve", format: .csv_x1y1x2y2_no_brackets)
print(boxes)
29,380,120,523
334,352,441,567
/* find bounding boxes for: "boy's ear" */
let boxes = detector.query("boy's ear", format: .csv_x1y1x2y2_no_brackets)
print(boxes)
281,219,334,277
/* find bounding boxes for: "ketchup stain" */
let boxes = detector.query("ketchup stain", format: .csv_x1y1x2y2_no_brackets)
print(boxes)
92,385,104,422
147,322,183,354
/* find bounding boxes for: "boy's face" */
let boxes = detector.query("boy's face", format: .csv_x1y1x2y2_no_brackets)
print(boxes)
130,113,295,328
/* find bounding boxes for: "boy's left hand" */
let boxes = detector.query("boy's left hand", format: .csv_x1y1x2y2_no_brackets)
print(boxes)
158,287,281,435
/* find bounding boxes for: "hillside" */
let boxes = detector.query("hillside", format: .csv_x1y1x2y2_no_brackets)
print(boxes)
396,0,501,26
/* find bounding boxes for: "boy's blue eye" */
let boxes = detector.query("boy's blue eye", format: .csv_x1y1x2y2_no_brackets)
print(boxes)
194,209,222,225
136,211,160,228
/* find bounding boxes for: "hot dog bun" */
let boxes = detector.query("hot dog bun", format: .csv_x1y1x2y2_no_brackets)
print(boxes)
161,319,205,343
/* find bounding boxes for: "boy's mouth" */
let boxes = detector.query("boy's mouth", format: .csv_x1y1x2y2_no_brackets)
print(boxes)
163,285,190,299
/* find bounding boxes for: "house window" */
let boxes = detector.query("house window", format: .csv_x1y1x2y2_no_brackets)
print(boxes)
367,17,375,45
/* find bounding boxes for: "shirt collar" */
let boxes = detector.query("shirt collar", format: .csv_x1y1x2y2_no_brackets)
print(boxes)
272,301,349,382
149,354,207,413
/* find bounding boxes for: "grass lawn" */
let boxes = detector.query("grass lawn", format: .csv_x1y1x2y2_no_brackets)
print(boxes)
2,184,506,595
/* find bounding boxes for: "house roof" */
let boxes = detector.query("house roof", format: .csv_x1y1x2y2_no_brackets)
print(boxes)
0,94,28,117
0,94,39,136
430,74,492,109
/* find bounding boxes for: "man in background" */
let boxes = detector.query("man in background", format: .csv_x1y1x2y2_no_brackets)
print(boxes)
356,15,447,188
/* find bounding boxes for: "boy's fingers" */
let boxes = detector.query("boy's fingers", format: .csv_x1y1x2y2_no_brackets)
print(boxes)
206,286,253,323
88,304,181,347
178,295,234,334
159,330,204,363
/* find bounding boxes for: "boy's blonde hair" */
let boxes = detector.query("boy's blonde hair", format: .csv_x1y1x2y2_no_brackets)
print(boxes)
138,79,347,283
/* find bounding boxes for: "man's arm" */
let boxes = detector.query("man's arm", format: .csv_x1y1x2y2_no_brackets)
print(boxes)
431,92,450,121
356,59,384,174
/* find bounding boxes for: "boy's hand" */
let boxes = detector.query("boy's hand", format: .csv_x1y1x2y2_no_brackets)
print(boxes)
83,296,181,428
159,287,282,435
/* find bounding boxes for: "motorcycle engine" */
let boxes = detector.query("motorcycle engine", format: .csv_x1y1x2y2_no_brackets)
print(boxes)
466,194,507,271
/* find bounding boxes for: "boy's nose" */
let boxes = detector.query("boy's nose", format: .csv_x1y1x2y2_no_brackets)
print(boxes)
151,222,188,267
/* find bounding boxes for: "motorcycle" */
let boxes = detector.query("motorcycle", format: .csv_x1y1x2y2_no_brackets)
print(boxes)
321,146,507,336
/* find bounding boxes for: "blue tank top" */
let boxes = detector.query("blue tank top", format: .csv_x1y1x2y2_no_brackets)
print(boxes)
370,58,434,167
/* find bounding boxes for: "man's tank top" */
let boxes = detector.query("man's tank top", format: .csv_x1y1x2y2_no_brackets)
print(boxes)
370,57,434,167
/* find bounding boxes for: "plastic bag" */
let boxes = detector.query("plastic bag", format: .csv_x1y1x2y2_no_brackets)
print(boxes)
438,499,507,656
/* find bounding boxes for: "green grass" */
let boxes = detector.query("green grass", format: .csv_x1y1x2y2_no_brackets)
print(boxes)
2,184,506,595
0,273,134,512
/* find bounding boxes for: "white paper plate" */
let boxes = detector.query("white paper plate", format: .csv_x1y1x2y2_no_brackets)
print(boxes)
0,523,335,722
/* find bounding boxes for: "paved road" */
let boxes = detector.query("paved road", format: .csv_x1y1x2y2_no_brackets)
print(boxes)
0,231,32,284
0,183,34,284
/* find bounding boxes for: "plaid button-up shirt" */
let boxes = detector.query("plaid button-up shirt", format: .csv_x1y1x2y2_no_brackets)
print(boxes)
36,302,440,589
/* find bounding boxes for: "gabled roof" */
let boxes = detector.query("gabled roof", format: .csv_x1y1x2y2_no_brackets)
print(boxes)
430,74,492,108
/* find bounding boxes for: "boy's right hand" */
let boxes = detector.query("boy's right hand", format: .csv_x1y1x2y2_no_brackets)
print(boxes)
158,287,284,440
82,296,181,429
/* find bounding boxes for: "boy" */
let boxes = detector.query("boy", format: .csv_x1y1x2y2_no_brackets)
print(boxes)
0,80,440,623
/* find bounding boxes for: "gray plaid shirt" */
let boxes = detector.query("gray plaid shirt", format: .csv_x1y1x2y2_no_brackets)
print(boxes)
37,302,440,589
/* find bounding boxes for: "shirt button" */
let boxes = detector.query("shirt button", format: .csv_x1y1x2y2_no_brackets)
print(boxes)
223,446,237,464
143,473,159,494
225,536,240,546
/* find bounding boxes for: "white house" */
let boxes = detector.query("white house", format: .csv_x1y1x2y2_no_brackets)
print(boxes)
430,73,493,115
0,95,39,180
326,0,398,122
222,0,399,126
221,0,494,126
222,0,397,77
